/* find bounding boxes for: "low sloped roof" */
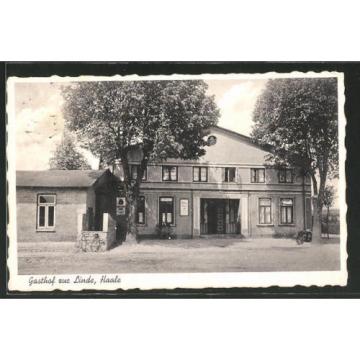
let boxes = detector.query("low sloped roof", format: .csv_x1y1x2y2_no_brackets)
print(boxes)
16,170,108,188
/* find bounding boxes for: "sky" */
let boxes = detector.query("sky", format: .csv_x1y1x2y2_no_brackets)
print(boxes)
14,79,267,170
12,78,339,208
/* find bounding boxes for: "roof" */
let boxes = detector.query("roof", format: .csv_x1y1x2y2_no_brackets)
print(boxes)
16,170,109,188
213,125,252,142
212,125,273,152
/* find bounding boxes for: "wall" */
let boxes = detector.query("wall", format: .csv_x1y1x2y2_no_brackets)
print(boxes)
111,126,311,239
124,127,273,166
248,192,305,237
17,187,88,242
134,164,309,239
76,213,118,251
115,165,311,202
113,166,310,239
137,190,193,239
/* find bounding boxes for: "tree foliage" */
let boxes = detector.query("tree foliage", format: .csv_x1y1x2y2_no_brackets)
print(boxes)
62,80,219,242
323,185,335,209
251,77,338,241
49,133,92,170
62,80,219,163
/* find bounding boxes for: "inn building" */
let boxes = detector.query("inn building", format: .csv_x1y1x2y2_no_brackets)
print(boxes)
16,126,312,243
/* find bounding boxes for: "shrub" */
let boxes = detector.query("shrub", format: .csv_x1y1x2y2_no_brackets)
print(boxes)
155,223,174,239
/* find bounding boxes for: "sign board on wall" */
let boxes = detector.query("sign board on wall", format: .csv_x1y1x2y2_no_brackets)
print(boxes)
116,197,126,216
180,199,189,216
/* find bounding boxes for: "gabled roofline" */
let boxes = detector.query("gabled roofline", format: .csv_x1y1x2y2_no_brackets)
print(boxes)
212,125,273,153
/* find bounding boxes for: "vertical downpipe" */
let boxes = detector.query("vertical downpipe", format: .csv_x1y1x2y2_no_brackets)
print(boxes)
190,189,194,239
302,172,306,230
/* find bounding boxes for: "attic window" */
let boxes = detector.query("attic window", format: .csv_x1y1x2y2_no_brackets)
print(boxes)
207,135,217,146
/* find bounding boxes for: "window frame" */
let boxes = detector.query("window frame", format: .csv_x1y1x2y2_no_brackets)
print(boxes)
258,197,272,225
162,166,178,182
193,166,208,182
278,168,294,183
224,167,236,183
136,195,146,225
159,196,175,226
207,135,217,145
37,193,56,231
279,198,294,225
251,168,265,183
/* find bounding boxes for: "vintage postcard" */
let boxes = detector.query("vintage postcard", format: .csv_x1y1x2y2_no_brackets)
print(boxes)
6,71,347,292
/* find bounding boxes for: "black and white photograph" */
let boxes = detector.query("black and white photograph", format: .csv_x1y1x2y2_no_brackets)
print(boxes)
3,1,360,359
6,72,346,291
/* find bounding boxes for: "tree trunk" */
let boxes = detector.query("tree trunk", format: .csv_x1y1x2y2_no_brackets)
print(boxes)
119,146,150,245
124,194,138,244
311,196,322,244
310,173,322,244
327,206,330,240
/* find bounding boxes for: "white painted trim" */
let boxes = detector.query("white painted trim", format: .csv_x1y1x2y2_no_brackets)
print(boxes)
36,193,56,231
257,197,273,226
279,196,295,226
240,197,249,236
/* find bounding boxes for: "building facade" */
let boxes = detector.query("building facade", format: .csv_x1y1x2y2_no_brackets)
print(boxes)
16,170,119,242
115,126,312,239
16,126,312,243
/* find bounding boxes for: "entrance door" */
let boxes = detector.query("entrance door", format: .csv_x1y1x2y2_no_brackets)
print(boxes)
227,199,240,234
159,197,175,226
200,199,240,235
216,201,225,233
205,200,226,234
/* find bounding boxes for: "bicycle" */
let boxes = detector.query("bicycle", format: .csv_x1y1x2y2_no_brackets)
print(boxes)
296,230,312,245
79,233,106,252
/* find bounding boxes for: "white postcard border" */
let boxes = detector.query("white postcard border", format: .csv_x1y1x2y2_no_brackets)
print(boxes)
7,71,347,291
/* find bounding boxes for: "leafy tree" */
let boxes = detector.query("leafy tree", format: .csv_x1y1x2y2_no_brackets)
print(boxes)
49,132,92,170
62,80,219,243
323,185,335,239
251,78,338,242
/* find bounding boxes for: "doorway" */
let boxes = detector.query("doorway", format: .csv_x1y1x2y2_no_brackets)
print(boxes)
200,199,240,235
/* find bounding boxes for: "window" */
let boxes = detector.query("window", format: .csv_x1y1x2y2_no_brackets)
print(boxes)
162,166,177,181
159,197,175,225
259,198,272,224
131,165,147,181
278,169,293,183
37,194,56,230
193,166,208,182
207,135,217,145
280,198,294,224
137,196,145,224
251,168,265,183
224,167,236,182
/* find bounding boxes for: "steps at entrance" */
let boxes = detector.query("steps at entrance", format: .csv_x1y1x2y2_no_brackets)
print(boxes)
200,234,244,239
